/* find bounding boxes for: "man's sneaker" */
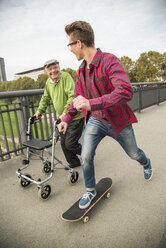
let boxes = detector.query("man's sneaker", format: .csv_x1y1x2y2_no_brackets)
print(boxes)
144,159,153,181
79,190,97,209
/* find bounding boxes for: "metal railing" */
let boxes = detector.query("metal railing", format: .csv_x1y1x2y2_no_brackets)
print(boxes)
128,82,166,112
0,89,56,161
0,82,166,161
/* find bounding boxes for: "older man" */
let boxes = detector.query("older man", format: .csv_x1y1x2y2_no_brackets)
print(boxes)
35,59,84,168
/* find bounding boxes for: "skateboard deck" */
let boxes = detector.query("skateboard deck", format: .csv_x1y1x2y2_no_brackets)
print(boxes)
62,177,112,223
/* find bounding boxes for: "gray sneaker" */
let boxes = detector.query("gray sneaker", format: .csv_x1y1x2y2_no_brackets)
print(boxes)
79,190,97,209
144,159,153,181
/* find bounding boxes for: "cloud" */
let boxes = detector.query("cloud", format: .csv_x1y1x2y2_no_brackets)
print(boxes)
0,0,165,80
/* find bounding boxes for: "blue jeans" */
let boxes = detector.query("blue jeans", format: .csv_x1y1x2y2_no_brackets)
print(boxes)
81,115,149,191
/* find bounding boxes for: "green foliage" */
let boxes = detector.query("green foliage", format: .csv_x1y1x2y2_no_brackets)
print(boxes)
0,80,12,91
120,56,137,82
36,73,48,89
135,51,163,82
62,68,77,82
120,51,166,82
0,104,18,137
159,53,166,80
0,77,36,92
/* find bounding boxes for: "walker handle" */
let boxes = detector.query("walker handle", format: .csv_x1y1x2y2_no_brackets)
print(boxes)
56,118,61,125
30,114,42,124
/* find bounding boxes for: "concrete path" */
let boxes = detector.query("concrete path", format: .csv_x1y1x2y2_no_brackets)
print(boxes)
0,102,166,248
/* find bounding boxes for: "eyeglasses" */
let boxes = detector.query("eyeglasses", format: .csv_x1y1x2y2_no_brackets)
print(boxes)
67,40,85,48
67,41,78,47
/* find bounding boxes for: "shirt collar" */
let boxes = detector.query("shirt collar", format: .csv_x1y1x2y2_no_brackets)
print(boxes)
49,75,61,84
79,48,103,69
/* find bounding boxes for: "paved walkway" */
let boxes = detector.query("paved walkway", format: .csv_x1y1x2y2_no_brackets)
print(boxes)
0,102,166,248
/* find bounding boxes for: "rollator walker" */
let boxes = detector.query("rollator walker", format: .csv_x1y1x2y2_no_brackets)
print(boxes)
16,116,79,200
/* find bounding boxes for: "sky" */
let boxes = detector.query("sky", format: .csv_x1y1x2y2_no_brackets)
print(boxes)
0,0,166,81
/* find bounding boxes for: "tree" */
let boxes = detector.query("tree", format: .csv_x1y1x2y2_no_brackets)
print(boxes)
0,81,12,92
135,51,163,82
62,68,77,82
120,56,137,82
35,73,48,89
10,77,35,91
159,58,166,81
20,77,36,90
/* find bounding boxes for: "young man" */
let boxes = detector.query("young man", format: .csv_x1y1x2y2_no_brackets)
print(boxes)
58,21,152,209
35,59,84,168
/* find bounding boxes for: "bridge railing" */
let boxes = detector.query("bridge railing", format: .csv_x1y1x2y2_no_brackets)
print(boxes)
0,82,166,161
0,89,57,161
129,82,166,112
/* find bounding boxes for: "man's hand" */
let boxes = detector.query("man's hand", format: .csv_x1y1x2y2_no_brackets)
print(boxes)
72,95,91,111
58,121,68,134
34,111,42,119
58,113,66,121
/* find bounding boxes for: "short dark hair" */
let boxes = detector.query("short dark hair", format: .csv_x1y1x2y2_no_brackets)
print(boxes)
65,21,95,47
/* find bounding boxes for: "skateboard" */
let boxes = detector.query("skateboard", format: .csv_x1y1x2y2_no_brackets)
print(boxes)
62,177,112,223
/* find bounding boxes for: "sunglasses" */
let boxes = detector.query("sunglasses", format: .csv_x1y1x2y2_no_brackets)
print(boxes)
67,40,85,47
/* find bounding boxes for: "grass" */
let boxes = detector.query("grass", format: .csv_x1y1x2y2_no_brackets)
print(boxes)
0,136,18,151
0,105,18,137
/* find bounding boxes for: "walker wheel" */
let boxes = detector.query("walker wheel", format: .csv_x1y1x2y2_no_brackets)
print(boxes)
43,161,51,173
38,184,51,200
68,171,79,185
20,174,32,187
83,216,89,223
105,192,111,199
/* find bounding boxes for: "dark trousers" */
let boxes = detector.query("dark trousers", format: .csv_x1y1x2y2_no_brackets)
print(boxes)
60,118,84,167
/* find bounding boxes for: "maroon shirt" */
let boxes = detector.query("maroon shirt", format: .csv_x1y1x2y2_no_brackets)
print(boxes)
85,65,109,123
63,48,137,137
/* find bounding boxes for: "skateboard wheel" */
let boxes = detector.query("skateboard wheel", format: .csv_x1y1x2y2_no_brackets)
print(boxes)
68,171,79,185
43,161,51,174
38,184,51,200
105,192,111,199
20,174,32,187
83,216,89,223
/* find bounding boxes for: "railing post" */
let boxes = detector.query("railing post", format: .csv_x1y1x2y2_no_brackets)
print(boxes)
138,85,142,113
157,86,160,105
17,97,27,143
0,144,3,161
